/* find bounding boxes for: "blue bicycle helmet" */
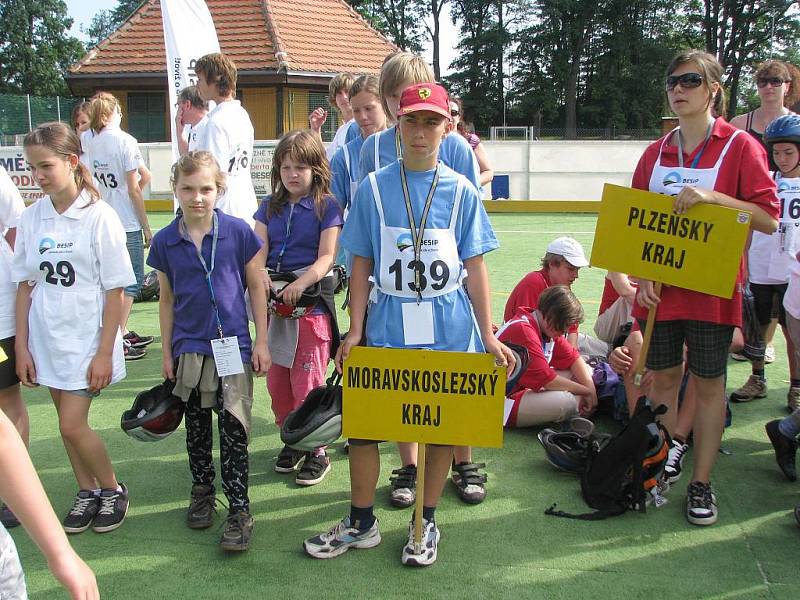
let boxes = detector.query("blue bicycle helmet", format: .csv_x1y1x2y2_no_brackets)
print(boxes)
764,114,800,146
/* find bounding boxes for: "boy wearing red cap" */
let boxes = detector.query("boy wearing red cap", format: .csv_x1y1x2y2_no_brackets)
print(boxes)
303,83,513,566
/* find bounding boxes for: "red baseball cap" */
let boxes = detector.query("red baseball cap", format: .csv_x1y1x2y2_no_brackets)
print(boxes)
397,83,452,120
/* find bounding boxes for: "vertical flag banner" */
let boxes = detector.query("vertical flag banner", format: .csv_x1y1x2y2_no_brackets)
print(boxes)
161,0,220,165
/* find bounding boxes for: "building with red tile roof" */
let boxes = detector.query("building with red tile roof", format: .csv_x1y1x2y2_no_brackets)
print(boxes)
66,0,396,141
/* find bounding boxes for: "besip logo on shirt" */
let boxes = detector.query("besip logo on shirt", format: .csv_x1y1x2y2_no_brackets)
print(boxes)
38,238,56,254
396,233,413,252
778,181,799,192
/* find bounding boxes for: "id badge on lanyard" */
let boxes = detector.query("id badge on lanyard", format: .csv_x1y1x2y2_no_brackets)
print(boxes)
399,160,439,345
190,212,245,376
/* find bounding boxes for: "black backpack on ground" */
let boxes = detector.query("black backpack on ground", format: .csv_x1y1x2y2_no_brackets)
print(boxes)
545,396,669,520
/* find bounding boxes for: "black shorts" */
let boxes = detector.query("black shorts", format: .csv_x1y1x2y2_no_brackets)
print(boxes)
749,282,787,327
637,320,734,379
0,337,19,389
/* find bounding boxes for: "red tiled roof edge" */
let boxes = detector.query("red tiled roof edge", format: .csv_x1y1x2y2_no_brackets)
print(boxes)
331,0,398,53
258,0,290,72
70,0,156,73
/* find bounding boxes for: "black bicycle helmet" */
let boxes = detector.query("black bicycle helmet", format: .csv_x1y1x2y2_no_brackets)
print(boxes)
135,269,160,302
504,342,530,395
121,379,185,442
280,373,342,451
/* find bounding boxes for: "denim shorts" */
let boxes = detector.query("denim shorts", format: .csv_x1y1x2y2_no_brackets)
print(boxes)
125,229,144,298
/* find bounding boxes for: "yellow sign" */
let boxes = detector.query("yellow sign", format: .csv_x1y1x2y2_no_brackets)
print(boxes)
590,184,751,298
342,347,505,447
0,345,6,363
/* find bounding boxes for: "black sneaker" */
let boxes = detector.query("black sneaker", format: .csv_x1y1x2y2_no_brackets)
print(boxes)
124,340,147,361
63,490,100,533
451,461,488,504
274,445,305,473
765,419,798,481
124,331,154,348
220,511,253,551
296,453,331,486
686,481,717,526
92,483,129,533
187,484,218,529
389,465,417,508
0,504,20,528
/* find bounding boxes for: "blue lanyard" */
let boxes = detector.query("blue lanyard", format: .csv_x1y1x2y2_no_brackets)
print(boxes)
275,203,295,272
185,212,224,339
676,121,713,169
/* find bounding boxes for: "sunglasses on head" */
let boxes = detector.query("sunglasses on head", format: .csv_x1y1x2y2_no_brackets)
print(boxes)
757,77,788,88
666,72,704,90
450,109,460,116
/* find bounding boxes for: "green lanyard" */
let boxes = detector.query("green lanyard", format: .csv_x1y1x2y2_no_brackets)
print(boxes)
399,160,440,303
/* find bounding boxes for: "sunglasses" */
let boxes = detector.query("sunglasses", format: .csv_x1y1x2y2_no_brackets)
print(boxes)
450,109,460,116
757,77,789,88
666,72,704,90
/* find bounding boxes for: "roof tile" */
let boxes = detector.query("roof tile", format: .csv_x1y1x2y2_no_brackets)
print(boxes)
70,0,396,77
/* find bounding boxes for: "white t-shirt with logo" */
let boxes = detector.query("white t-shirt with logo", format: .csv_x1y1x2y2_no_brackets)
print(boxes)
194,100,257,227
187,115,208,153
82,125,145,232
11,191,135,389
0,167,25,339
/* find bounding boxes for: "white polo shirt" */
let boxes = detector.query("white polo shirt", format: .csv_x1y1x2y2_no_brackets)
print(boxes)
12,191,135,389
194,100,257,227
82,125,145,232
0,167,25,339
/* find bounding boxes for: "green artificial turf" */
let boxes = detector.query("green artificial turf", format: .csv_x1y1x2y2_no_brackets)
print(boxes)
11,213,800,599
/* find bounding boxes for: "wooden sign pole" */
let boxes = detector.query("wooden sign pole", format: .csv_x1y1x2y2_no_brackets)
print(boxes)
634,282,663,386
413,443,427,552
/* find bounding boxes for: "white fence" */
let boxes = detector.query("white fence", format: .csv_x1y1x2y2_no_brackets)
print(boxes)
1,139,653,204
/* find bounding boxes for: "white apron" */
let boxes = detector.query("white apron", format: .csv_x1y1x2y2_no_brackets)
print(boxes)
766,176,800,281
369,169,465,346
648,127,741,196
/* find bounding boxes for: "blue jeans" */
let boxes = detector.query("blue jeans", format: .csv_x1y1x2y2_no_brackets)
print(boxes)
125,229,144,298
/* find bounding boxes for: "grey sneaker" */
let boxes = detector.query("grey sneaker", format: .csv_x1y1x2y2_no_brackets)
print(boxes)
729,374,767,403
304,516,381,559
295,453,331,486
401,518,440,567
63,490,100,533
92,483,129,533
451,461,488,504
787,387,800,413
220,511,253,552
187,484,217,529
389,465,417,508
686,481,717,526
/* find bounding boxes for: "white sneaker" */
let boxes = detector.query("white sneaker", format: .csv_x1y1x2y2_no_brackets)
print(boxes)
765,345,775,364
664,440,689,484
303,516,381,559
401,518,440,567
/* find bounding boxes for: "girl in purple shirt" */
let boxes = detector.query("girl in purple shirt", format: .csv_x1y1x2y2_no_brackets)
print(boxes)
254,130,343,486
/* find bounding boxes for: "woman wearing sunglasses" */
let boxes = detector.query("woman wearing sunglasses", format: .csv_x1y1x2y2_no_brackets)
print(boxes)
632,50,779,527
730,60,798,150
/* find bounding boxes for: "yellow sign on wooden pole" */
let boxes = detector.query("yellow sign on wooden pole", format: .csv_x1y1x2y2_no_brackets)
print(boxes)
342,347,506,447
590,184,751,298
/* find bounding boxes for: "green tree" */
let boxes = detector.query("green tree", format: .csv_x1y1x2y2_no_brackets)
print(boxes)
346,0,426,52
84,0,144,48
0,0,85,95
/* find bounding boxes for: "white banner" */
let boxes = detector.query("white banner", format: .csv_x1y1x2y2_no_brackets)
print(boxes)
160,0,220,165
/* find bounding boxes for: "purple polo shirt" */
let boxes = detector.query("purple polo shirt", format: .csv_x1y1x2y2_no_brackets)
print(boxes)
147,210,263,362
254,194,343,271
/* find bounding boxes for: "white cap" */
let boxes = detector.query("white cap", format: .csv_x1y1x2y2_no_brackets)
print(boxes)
546,236,589,268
